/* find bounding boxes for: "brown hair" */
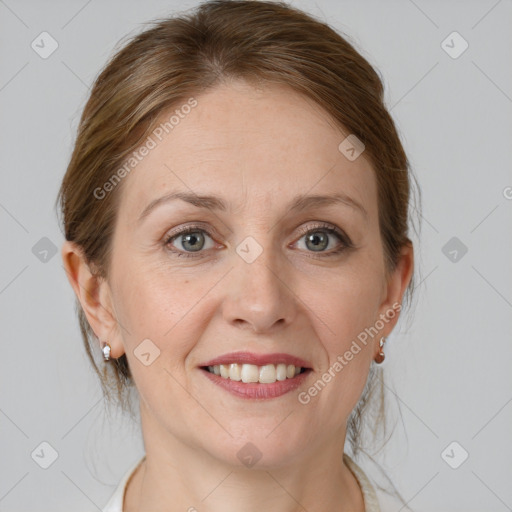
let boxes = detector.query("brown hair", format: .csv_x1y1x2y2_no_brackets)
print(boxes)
56,1,418,507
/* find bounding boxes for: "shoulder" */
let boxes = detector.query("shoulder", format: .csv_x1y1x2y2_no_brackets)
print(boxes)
102,456,146,512
344,453,409,512
374,489,409,512
343,453,381,512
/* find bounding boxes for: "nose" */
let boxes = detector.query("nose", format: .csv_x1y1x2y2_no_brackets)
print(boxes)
222,243,297,334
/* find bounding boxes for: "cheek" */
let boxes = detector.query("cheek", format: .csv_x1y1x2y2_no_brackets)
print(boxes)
116,249,198,323
112,270,203,415
307,261,382,408
307,291,376,428
112,263,206,367
314,266,383,350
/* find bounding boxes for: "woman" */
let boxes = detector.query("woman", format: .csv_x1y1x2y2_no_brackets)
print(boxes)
57,1,415,510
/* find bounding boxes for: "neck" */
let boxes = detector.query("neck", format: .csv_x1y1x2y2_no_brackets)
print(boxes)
124,408,365,512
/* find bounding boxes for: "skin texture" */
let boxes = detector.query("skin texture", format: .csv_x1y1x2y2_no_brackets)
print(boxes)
62,79,413,512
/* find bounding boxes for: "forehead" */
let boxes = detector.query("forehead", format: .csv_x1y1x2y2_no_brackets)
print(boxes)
117,80,377,222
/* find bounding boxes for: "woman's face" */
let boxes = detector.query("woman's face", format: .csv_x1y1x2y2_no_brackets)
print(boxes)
77,80,411,467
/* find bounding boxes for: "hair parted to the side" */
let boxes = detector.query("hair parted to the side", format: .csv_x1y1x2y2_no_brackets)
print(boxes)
56,1,419,508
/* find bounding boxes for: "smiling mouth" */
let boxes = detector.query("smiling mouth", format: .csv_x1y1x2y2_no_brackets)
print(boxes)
201,363,310,384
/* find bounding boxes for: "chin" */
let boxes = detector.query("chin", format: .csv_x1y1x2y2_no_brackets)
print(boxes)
205,428,309,470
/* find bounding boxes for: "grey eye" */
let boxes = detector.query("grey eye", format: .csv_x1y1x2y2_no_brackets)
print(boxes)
304,231,329,252
180,231,205,252
167,229,215,253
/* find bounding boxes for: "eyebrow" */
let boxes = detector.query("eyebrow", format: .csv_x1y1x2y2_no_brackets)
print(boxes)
137,191,368,223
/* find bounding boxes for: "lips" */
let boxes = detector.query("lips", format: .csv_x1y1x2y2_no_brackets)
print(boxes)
198,351,313,399
201,365,311,399
199,351,312,368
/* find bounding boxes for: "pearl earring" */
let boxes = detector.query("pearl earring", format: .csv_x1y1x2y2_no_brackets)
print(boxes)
101,342,111,362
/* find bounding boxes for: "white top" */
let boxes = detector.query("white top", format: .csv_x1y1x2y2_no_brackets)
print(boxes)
102,456,145,512
102,453,381,512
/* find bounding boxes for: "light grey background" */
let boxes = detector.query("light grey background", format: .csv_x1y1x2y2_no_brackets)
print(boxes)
1,0,511,511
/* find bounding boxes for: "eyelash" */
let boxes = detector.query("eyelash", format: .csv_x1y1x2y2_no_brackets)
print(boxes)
163,222,353,259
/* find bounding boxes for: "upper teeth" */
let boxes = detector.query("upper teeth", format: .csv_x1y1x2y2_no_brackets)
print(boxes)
207,363,302,383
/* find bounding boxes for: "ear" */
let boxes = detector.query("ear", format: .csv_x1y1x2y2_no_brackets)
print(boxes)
376,242,414,337
61,240,124,358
